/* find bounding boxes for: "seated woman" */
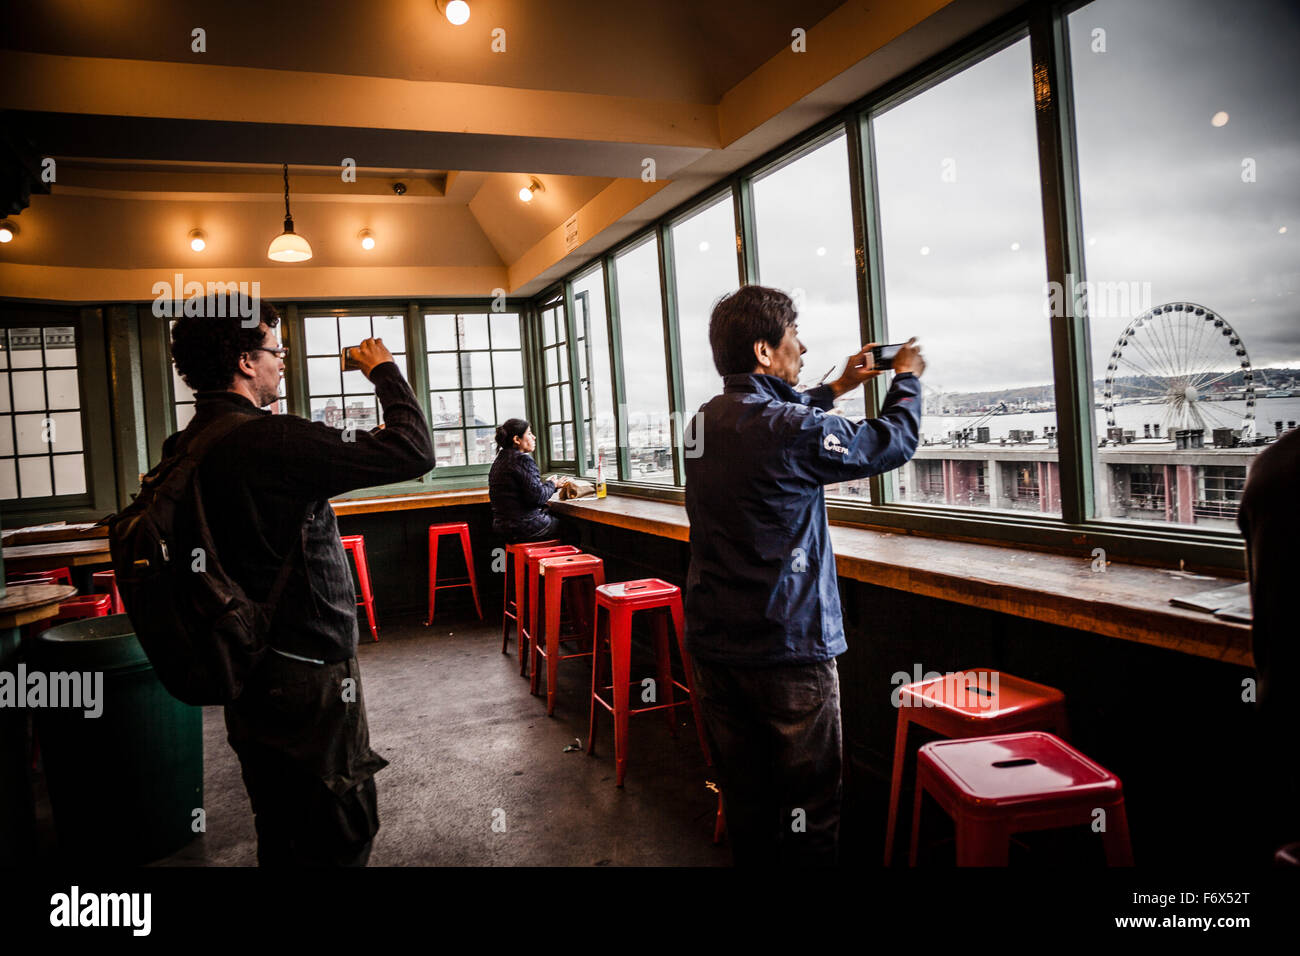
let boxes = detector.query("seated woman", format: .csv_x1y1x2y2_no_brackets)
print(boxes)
489,418,571,543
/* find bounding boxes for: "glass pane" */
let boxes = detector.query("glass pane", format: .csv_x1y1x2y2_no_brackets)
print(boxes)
753,132,862,406
550,423,565,458
542,308,558,346
342,368,376,395
872,39,1058,514
462,389,495,427
371,315,406,353
466,427,495,465
614,238,673,484
673,195,740,417
338,397,379,430
304,316,339,355
492,351,523,388
490,313,521,349
429,391,463,427
338,315,372,347
0,333,7,369
307,356,342,396
496,388,526,423
48,411,82,453
547,386,563,421
545,346,559,384
18,456,52,497
176,403,196,429
0,415,12,455
45,369,79,409
172,364,196,402
15,414,48,454
9,329,42,368
465,352,493,389
0,459,15,499
1069,0,1300,529
53,453,86,496
460,314,490,351
0,373,8,413
12,371,44,412
43,327,77,367
309,396,346,427
427,353,460,389
433,428,466,467
425,314,458,351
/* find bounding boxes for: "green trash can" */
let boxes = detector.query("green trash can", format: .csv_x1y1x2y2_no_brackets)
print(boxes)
0,627,36,865
34,615,203,864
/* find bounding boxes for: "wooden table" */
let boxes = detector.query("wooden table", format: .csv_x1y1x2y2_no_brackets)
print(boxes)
2,539,113,574
550,495,1253,666
330,488,489,516
0,584,78,629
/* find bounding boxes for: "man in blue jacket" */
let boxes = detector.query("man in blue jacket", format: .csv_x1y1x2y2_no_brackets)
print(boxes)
685,284,924,866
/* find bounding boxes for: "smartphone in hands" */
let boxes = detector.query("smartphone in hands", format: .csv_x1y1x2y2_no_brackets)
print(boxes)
869,343,908,370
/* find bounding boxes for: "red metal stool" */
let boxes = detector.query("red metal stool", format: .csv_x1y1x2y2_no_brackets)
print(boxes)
586,578,711,787
522,545,581,676
7,567,73,587
30,593,112,636
883,668,1068,865
502,539,560,658
531,553,605,715
425,522,483,624
340,534,379,642
908,731,1133,866
91,569,125,614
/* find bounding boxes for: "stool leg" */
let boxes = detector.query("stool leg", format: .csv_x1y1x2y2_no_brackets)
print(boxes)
908,776,925,867
425,530,439,626
713,796,726,845
525,564,542,678
544,573,564,716
352,540,379,642
501,554,513,654
651,609,676,737
1103,800,1135,866
956,818,1010,866
883,711,911,866
516,552,530,672
588,605,604,756
669,599,711,766
459,527,483,619
610,607,632,787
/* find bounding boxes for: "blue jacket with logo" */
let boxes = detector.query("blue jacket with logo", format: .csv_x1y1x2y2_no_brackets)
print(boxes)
684,372,922,666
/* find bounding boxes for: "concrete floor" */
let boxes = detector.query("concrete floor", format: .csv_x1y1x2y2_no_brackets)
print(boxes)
154,608,727,867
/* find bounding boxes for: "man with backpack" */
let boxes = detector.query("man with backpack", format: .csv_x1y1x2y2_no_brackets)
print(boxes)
158,294,434,866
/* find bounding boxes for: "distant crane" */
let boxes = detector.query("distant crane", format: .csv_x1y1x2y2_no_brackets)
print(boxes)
951,402,1007,443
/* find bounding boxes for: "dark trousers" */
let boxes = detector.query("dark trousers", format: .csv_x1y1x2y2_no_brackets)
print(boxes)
690,657,843,866
225,654,387,867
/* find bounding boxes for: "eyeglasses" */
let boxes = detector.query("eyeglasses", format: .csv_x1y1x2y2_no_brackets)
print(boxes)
247,347,289,359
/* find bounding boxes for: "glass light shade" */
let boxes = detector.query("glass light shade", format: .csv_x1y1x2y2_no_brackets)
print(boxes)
445,1,470,25
268,228,313,262
518,186,533,202
0,227,13,243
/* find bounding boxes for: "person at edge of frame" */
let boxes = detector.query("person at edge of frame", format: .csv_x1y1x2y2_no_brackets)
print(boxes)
1237,424,1300,863
168,294,434,866
684,284,924,866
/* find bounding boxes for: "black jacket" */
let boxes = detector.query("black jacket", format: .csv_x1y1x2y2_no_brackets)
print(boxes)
160,362,434,662
488,448,557,541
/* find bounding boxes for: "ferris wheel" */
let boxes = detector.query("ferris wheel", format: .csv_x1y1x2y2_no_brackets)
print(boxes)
1101,301,1256,438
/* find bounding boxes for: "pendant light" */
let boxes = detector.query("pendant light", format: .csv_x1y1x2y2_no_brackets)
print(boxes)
267,164,312,262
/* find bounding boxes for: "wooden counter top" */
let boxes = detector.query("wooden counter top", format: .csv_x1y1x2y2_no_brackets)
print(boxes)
3,539,113,573
550,496,1252,667
0,583,78,629
330,488,489,516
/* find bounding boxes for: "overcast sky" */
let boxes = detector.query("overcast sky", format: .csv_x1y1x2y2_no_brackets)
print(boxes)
605,0,1299,412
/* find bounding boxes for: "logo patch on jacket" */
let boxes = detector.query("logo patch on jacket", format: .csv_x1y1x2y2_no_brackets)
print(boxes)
823,433,846,454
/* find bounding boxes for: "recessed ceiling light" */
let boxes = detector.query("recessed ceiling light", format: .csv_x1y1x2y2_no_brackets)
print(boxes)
0,221,17,243
1010,241,1021,251
189,229,206,252
1211,111,1229,127
519,177,544,202
815,246,826,257
1280,226,1288,235
698,240,710,252
358,229,376,250
919,245,931,256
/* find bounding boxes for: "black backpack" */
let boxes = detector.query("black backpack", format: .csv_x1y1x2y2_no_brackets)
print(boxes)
106,412,300,705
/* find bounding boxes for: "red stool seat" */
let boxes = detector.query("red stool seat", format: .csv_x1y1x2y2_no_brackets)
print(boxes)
30,593,113,636
522,545,581,676
340,534,379,642
884,668,1068,865
7,567,73,588
531,553,606,715
426,522,483,624
91,569,125,614
909,731,1133,866
586,578,711,787
501,539,560,659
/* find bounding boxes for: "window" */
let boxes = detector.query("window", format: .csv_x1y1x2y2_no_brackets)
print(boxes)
572,267,616,477
170,321,286,429
303,313,409,433
613,238,673,484
751,131,865,498
537,299,575,463
0,325,87,500
425,312,524,467
872,37,1060,516
1068,0,1300,528
671,194,741,418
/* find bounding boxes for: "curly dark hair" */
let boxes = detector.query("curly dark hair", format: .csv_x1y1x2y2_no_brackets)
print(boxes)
708,285,797,376
171,294,282,392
